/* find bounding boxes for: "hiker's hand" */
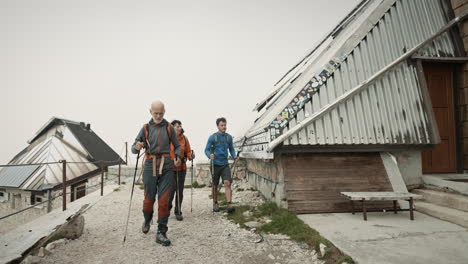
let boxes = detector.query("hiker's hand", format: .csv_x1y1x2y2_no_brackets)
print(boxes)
174,157,181,167
135,142,145,151
191,152,195,160
210,154,214,160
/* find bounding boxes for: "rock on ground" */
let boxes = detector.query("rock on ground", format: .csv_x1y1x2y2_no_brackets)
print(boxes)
56,215,85,239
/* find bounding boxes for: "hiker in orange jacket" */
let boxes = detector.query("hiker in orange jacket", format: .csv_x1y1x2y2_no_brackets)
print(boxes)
169,120,194,221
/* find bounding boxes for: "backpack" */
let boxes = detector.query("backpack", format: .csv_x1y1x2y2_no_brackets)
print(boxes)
212,133,232,150
143,123,173,151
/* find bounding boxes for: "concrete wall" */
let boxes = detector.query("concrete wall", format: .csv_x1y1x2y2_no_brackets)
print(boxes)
245,156,287,208
390,150,423,187
451,0,468,170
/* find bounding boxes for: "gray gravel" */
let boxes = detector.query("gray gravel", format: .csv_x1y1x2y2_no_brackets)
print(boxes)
40,179,322,264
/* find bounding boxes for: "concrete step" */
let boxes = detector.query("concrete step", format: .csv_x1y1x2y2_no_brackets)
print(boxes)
412,189,468,212
416,201,468,228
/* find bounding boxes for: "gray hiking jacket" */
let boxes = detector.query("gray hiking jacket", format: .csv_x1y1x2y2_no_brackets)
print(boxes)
131,119,181,157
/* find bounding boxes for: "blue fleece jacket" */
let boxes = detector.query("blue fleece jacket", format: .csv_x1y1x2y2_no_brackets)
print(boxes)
204,132,236,166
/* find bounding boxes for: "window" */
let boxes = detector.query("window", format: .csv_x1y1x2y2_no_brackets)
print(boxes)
0,191,7,202
30,194,44,205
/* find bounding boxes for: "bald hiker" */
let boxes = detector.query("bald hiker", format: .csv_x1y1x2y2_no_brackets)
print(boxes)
204,117,238,213
131,100,181,246
169,119,194,221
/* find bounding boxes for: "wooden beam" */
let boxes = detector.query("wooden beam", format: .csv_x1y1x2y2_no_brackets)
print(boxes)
411,56,468,63
415,60,441,144
239,151,274,160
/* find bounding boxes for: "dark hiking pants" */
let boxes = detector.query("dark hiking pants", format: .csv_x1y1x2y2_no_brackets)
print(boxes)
142,157,174,233
169,169,186,214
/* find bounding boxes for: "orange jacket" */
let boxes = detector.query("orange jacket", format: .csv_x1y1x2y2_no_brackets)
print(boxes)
170,133,192,171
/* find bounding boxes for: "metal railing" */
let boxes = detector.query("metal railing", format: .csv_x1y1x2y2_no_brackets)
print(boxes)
0,158,126,221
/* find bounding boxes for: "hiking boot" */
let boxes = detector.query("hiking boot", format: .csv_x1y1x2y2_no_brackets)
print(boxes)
227,202,235,214
142,220,151,234
156,231,171,246
142,211,153,234
213,202,220,212
175,213,183,221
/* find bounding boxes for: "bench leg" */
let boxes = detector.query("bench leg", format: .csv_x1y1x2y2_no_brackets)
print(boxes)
351,200,355,215
393,200,397,214
361,198,367,221
409,197,414,220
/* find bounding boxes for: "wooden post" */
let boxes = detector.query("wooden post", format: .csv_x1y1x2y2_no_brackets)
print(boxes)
393,200,398,214
118,159,121,185
47,190,53,213
362,198,367,221
101,161,104,196
409,197,414,220
350,200,355,215
125,142,128,165
62,160,67,211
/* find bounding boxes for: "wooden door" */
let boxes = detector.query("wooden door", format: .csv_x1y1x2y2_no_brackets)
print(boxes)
422,64,457,173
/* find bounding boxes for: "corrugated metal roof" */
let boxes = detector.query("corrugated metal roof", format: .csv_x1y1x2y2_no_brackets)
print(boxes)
0,165,41,188
246,0,393,137
239,0,459,155
284,0,455,146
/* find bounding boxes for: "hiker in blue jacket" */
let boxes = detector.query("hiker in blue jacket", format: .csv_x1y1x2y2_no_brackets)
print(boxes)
204,117,238,213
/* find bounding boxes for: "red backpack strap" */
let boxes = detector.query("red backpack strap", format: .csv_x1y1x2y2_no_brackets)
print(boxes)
166,123,173,141
143,124,150,150
143,124,149,141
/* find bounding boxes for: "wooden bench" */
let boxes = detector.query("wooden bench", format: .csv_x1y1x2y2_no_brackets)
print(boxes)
340,192,422,221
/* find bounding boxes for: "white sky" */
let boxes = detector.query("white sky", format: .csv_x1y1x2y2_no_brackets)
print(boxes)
0,0,361,165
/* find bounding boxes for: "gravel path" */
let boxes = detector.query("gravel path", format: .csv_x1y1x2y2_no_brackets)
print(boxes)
41,178,321,264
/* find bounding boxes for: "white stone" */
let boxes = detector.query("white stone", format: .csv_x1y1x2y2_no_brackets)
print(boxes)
268,254,275,260
21,255,41,264
319,243,327,257
37,247,50,257
242,211,253,217
46,238,67,251
244,221,262,228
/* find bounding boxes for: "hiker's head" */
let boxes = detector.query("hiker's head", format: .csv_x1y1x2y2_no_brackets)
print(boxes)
149,100,165,124
171,120,184,135
216,117,227,133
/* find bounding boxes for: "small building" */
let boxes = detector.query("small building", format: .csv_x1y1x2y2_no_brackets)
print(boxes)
0,117,124,212
237,0,468,213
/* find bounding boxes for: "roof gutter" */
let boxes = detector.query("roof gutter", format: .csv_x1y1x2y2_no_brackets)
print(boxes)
267,9,468,152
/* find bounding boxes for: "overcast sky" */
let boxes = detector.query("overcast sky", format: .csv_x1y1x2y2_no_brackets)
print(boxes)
0,0,360,165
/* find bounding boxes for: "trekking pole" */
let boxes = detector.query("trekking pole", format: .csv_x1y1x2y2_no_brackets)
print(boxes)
210,148,215,215
123,151,141,243
231,151,242,180
176,165,181,216
190,150,194,213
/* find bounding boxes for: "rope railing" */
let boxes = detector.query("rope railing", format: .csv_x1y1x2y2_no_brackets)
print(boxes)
0,162,61,168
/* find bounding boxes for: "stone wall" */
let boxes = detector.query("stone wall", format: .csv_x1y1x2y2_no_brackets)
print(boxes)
245,156,287,208
195,161,246,186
